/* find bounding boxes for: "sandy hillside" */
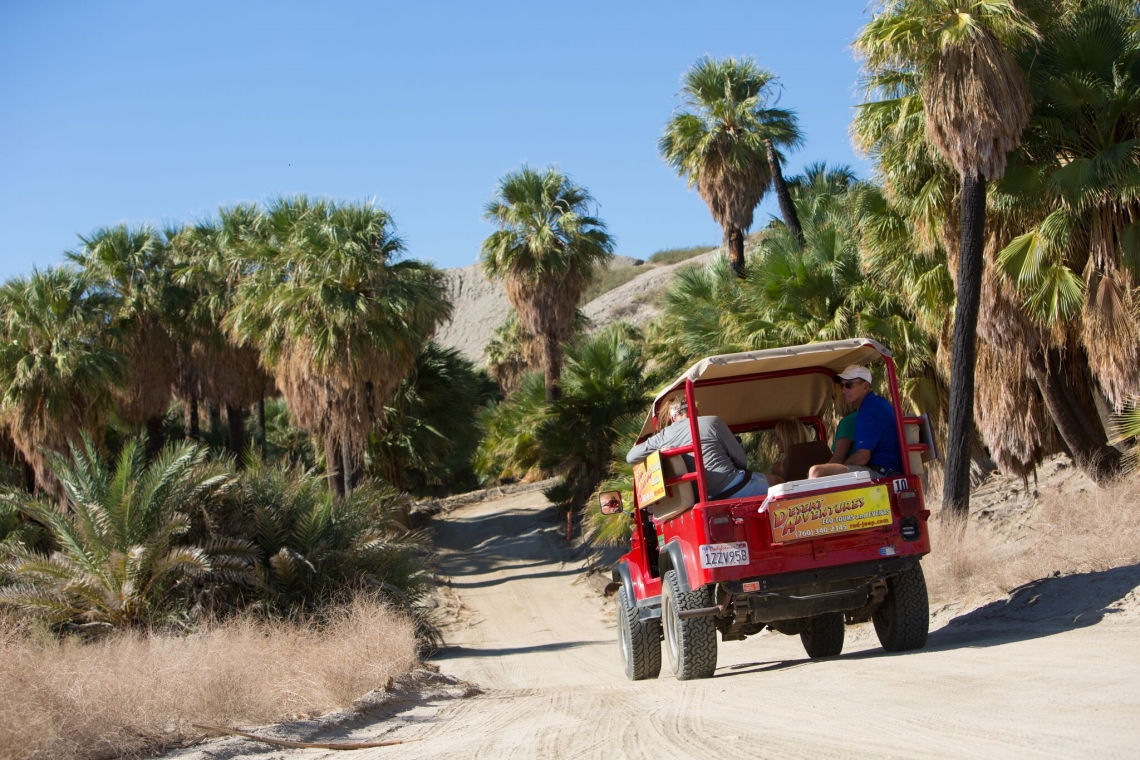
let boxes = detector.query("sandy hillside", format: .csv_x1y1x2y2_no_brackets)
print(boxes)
435,251,722,365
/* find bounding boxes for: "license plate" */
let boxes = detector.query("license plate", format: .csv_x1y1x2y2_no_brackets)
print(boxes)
699,542,750,568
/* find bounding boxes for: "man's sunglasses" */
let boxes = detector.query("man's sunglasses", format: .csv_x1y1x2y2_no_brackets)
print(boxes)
837,379,863,389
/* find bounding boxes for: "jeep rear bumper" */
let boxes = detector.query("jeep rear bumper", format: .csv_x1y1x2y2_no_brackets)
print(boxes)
724,555,919,624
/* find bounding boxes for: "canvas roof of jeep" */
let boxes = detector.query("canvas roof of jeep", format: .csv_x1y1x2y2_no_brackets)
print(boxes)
639,338,893,438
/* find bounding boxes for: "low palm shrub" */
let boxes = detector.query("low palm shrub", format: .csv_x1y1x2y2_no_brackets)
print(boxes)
585,413,643,546
478,325,655,521
219,460,431,614
0,437,252,630
474,371,550,482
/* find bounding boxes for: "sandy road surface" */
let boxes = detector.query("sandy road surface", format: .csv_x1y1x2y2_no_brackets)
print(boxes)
237,490,1140,759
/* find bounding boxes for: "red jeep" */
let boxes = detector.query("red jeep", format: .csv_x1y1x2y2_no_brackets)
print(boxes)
601,339,935,680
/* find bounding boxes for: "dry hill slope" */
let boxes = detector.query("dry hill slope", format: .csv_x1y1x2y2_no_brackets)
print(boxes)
435,251,721,364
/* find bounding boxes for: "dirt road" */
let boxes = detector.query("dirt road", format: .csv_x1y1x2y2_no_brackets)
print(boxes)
244,490,1140,759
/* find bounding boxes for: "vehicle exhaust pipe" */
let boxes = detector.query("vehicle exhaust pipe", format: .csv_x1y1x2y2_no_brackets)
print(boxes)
677,604,726,620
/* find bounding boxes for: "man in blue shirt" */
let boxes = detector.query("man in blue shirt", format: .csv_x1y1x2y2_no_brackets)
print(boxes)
808,365,904,479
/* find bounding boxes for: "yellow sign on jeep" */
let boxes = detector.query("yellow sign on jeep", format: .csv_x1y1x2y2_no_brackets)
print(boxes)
768,485,893,543
633,450,667,506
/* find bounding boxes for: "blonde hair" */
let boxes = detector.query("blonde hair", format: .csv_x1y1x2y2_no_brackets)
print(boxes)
774,419,811,449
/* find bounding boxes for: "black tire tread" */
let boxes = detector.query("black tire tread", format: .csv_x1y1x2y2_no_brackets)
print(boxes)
663,570,717,680
800,612,845,658
873,562,930,652
617,587,662,680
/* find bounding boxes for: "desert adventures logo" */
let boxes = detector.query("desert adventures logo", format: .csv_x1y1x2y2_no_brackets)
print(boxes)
768,487,893,542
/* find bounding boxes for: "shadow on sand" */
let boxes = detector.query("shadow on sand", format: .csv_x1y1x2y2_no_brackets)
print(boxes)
714,563,1140,676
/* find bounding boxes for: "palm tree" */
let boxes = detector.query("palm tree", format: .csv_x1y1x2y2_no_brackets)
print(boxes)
0,437,251,629
170,207,273,463
992,0,1140,476
68,224,181,457
371,341,495,493
481,166,615,402
659,56,801,277
538,324,653,512
653,164,940,415
0,268,124,496
856,1,1039,517
226,196,451,497
851,51,1056,482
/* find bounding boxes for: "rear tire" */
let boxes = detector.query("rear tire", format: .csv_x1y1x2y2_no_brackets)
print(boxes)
800,612,845,658
617,587,661,680
873,562,930,652
661,570,717,680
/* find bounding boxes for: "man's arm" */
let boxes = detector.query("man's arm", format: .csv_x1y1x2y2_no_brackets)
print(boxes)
850,397,888,467
626,429,666,464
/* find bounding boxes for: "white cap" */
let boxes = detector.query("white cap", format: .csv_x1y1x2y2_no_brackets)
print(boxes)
837,365,873,384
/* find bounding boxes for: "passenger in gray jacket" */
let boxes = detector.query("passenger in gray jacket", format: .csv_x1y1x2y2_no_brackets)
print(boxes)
626,398,778,500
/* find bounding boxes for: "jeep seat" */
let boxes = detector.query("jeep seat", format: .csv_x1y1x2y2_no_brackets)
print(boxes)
647,455,697,521
782,440,834,482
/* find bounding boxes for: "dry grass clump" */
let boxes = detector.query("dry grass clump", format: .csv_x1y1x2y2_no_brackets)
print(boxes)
924,472,1140,605
0,597,418,760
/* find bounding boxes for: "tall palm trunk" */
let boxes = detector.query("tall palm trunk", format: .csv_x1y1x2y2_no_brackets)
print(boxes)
22,458,35,494
726,227,746,278
256,396,266,456
325,435,345,498
1029,349,1122,480
145,416,165,460
766,138,803,249
944,170,986,518
207,402,221,435
543,336,563,403
187,393,200,440
226,404,245,469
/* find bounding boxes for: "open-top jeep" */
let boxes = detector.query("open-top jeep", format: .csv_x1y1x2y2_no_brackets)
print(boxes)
601,338,936,680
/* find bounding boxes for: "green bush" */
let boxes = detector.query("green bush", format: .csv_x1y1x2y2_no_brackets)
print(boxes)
477,324,655,516
218,460,431,614
475,372,550,482
646,245,715,266
585,413,643,546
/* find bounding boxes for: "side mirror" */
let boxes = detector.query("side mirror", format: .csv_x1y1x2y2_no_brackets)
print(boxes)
599,491,624,515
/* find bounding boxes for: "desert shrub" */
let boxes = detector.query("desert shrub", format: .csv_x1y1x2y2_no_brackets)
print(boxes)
0,437,252,630
924,471,1140,604
581,261,651,303
647,245,714,266
218,460,431,613
0,595,418,760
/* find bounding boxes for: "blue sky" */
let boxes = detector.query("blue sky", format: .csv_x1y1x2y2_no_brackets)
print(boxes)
0,1,874,279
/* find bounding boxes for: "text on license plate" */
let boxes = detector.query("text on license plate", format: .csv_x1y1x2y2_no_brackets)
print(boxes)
699,542,749,568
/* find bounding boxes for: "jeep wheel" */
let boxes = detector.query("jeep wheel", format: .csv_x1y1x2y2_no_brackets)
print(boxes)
617,587,662,680
800,612,845,658
661,570,717,680
873,562,930,652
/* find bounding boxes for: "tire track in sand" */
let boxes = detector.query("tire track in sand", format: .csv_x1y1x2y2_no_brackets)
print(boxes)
264,490,1140,759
